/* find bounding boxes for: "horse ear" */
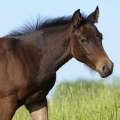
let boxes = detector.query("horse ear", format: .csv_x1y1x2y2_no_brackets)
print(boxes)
87,6,99,23
72,9,81,28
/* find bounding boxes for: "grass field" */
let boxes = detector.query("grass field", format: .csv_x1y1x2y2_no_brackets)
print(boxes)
12,78,120,120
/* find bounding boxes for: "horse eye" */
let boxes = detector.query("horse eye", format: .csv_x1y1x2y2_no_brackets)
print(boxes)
81,39,87,43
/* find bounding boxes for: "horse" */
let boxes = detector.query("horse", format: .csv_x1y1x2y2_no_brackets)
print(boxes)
0,6,113,120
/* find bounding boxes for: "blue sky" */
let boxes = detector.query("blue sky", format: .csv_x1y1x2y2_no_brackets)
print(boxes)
0,1,120,85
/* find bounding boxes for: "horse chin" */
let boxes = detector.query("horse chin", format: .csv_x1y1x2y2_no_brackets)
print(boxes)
99,73,108,78
97,70,112,78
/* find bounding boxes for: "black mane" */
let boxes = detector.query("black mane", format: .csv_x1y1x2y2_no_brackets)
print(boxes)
7,13,91,37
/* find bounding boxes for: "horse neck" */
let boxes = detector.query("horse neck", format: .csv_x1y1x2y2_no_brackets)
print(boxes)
41,25,73,72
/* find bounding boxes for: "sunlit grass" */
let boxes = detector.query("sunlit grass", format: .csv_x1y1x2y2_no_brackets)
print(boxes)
12,106,31,120
12,78,120,120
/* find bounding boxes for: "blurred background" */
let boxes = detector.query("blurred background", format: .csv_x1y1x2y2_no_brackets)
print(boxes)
0,1,120,96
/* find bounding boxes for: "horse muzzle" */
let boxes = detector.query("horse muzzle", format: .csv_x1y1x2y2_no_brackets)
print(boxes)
96,61,114,78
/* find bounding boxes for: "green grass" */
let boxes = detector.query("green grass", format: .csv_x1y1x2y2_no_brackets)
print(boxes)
12,106,32,120
12,78,120,120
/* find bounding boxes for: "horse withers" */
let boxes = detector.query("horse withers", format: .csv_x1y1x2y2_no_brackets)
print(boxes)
0,6,113,120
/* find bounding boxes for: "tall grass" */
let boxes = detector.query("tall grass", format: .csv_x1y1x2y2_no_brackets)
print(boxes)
12,78,120,120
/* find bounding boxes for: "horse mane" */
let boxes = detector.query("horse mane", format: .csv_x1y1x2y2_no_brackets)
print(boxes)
6,13,91,37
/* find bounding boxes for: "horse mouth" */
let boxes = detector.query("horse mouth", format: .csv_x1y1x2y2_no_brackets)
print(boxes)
97,71,112,78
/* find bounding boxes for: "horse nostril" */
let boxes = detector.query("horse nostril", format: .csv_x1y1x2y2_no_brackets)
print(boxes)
102,65,108,75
